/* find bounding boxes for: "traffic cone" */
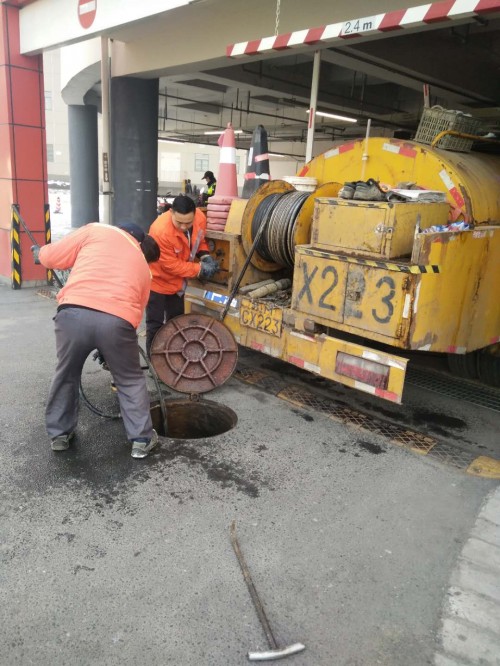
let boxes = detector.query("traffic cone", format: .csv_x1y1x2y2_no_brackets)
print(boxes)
242,125,270,199
54,196,62,214
206,123,239,231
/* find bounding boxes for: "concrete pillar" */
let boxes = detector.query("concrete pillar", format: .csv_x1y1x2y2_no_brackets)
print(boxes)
0,2,48,287
111,77,158,231
68,105,99,228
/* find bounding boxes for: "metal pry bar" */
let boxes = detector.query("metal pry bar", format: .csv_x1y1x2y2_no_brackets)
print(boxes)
230,520,305,662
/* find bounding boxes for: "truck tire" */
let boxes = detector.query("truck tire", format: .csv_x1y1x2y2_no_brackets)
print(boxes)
477,350,500,387
447,352,479,379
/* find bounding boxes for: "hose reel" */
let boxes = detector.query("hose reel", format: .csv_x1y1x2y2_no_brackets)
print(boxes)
241,180,341,273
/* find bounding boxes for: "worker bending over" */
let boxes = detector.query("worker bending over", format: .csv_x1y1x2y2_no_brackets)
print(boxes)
146,194,219,356
33,223,161,459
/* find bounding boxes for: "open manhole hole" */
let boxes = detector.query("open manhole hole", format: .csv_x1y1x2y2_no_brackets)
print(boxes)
151,398,237,439
149,313,239,439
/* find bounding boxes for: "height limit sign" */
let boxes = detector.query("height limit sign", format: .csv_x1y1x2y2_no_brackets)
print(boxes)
78,0,96,29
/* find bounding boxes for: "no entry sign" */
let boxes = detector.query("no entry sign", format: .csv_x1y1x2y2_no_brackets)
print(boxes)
78,0,96,29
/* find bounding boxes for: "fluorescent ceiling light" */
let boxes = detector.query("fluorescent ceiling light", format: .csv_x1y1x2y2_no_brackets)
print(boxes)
306,109,357,123
158,138,185,144
204,129,245,135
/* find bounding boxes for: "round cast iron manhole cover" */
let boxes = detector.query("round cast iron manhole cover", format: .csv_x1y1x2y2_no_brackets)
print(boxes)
150,314,238,394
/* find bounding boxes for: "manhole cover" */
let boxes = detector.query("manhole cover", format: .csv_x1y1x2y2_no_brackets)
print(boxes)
150,313,238,393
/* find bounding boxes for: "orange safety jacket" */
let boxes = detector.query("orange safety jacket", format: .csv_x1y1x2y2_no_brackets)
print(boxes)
38,224,151,329
148,208,208,295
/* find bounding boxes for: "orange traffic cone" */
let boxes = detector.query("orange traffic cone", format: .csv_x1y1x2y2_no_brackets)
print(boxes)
242,125,270,199
206,123,239,231
214,123,238,199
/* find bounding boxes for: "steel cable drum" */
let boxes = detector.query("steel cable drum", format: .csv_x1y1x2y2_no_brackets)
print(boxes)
241,180,342,272
265,191,309,267
250,192,288,264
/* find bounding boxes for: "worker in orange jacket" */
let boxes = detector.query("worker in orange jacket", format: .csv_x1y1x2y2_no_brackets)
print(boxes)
32,223,161,459
147,194,219,356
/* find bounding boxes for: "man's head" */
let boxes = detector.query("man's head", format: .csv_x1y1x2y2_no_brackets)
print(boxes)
203,170,215,182
171,194,196,231
118,222,145,243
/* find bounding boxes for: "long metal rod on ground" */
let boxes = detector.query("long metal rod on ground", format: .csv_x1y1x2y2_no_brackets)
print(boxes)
230,521,305,662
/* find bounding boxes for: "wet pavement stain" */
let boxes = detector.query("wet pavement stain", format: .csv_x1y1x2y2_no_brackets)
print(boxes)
412,409,467,430
56,532,76,543
9,417,265,522
163,443,262,498
357,440,386,455
73,564,95,575
291,408,314,422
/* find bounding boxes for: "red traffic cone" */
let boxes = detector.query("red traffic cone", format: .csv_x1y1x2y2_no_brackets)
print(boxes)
206,123,239,231
242,125,270,199
213,123,238,199
54,196,62,214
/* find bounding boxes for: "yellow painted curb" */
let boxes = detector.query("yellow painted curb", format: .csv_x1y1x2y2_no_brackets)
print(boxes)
467,456,500,479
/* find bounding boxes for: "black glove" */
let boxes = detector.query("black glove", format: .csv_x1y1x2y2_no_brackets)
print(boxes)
198,257,220,281
31,245,41,265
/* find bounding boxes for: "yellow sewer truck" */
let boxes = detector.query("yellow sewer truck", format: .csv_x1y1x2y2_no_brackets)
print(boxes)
185,137,500,403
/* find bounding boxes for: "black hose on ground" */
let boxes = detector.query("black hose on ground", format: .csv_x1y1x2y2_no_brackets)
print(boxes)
79,347,169,436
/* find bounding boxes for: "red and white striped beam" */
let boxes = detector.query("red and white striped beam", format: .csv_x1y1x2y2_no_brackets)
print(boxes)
227,0,500,57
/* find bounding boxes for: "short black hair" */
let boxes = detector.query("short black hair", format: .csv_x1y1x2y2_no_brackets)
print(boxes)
140,234,160,263
172,194,196,215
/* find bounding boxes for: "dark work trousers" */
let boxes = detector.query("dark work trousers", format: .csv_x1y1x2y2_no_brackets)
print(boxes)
46,307,153,442
146,291,184,357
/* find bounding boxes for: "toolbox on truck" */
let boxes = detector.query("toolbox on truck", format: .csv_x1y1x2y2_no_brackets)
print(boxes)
311,199,449,259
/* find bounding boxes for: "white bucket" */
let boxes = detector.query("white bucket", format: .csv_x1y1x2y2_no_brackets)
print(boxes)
283,176,318,193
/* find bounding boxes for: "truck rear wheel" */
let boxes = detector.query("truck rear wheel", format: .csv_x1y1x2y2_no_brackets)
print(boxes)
447,351,479,380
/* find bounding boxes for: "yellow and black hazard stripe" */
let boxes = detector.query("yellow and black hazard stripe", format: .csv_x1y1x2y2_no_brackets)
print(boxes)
344,256,441,274
310,248,440,274
44,203,53,285
11,207,22,289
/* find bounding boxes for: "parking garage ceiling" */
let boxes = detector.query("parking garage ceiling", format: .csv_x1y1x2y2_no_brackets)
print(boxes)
154,16,500,153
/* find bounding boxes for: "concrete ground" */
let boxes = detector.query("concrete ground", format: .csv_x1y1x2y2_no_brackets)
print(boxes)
1,284,499,666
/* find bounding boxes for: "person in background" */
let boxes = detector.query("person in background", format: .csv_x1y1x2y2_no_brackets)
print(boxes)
146,195,219,356
200,170,217,205
32,222,161,459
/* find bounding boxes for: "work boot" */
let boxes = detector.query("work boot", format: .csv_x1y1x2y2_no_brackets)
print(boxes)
353,179,386,201
131,429,159,459
51,432,75,451
338,181,357,199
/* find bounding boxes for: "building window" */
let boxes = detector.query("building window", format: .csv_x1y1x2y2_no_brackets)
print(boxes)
46,143,54,162
195,154,209,172
159,152,181,182
44,91,52,111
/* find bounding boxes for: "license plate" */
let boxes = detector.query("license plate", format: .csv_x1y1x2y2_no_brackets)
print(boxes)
240,298,283,337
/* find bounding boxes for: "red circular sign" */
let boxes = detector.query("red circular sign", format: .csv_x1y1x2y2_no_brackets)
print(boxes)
78,0,96,29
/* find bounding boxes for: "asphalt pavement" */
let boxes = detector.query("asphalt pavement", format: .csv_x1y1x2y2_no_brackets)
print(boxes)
1,284,499,665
